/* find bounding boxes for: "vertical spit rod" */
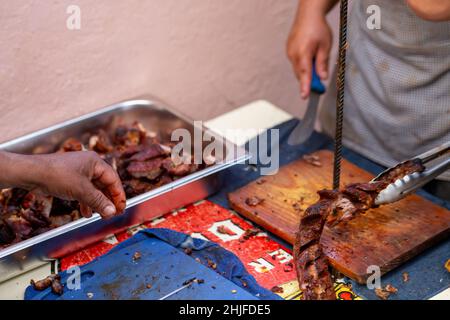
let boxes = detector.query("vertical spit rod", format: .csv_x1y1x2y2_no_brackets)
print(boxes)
333,0,349,190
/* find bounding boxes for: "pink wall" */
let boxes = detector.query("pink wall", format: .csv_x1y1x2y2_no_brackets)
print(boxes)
0,0,339,142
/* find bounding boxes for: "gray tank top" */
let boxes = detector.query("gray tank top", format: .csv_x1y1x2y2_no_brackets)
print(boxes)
319,0,450,180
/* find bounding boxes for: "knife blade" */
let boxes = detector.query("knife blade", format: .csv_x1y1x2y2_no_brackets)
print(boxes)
288,62,326,146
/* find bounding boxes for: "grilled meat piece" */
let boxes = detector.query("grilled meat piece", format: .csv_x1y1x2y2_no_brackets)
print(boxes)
154,174,173,187
31,274,63,295
114,122,147,147
294,161,425,300
5,215,33,239
49,214,73,228
374,159,425,185
58,138,84,152
127,158,164,180
1,188,29,208
245,196,265,207
116,145,144,159
0,221,15,245
30,276,53,291
217,225,236,236
294,192,336,301
51,275,64,295
21,209,50,228
129,144,170,162
22,192,53,219
162,158,199,177
50,198,79,216
89,129,113,154
123,179,155,198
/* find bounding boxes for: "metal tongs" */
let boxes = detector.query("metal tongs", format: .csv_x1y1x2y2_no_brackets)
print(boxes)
373,142,450,205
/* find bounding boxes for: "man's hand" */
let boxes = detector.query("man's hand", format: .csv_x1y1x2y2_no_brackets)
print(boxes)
0,151,126,219
287,0,337,99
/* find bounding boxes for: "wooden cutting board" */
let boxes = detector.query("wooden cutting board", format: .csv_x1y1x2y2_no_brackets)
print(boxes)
228,150,450,284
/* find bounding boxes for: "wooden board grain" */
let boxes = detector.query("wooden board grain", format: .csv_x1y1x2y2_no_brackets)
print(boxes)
228,150,450,283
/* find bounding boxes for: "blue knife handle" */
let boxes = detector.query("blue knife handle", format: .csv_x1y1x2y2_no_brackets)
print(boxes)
311,61,326,94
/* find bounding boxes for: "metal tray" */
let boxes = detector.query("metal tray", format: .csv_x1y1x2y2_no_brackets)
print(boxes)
0,96,249,282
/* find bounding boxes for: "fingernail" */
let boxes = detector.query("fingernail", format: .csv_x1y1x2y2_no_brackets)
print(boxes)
104,205,116,217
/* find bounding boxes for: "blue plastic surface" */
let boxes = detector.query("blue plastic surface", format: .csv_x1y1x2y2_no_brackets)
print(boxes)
25,229,280,300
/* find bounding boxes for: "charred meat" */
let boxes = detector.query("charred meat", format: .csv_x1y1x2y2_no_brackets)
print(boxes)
0,121,213,248
31,274,63,295
294,160,425,300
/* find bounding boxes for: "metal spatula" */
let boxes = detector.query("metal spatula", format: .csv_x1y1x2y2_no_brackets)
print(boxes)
288,63,326,146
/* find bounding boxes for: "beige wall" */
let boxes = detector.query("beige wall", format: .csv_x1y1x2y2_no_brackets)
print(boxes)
0,0,339,143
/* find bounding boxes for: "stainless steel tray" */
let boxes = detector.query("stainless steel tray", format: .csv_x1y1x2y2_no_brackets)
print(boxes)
0,96,249,282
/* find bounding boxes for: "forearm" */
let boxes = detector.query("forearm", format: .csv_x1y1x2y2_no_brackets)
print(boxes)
294,0,339,24
0,151,40,190
406,0,450,21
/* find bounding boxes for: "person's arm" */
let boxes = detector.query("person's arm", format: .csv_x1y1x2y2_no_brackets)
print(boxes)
287,0,339,99
406,0,450,21
0,151,126,219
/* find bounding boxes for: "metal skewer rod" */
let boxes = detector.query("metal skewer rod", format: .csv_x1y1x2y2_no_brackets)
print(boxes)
331,0,349,281
333,0,349,190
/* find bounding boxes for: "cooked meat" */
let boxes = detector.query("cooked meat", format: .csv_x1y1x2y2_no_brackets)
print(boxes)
162,158,199,177
132,251,142,261
113,122,147,147
5,215,33,239
217,225,236,236
31,274,63,295
30,276,53,291
127,158,164,180
51,275,64,295
0,121,213,248
50,198,79,216
123,179,155,198
21,209,50,228
129,144,170,162
385,284,398,294
294,160,425,300
116,145,144,159
245,196,264,207
294,191,337,300
375,284,398,300
89,129,113,154
271,286,284,294
58,138,84,152
374,159,424,185
154,174,173,187
241,228,261,241
1,188,28,208
0,221,15,245
49,214,73,228
22,192,53,218
375,288,390,300
402,272,410,282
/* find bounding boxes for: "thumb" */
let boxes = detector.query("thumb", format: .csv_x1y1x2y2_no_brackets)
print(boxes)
77,181,117,219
